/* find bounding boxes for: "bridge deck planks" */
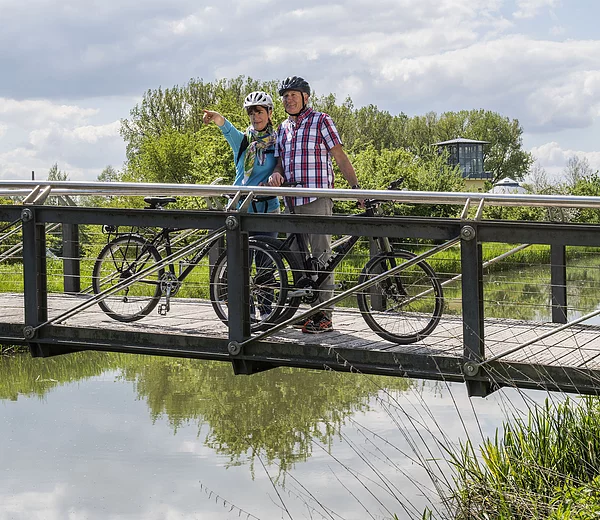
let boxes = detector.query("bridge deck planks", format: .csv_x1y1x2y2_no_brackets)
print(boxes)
2,292,600,375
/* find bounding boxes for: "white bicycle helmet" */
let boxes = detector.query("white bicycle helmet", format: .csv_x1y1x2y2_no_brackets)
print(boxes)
243,91,274,111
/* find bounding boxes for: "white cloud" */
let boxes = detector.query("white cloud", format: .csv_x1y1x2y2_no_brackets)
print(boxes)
513,0,561,19
527,70,600,130
0,98,98,127
529,141,600,182
0,483,69,520
0,97,124,180
0,0,599,180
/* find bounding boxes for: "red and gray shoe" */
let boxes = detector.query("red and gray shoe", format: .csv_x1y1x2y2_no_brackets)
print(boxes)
302,312,333,334
292,315,313,329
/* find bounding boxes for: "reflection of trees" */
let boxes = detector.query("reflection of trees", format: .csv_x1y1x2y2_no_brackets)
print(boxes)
1,351,413,475
443,254,600,321
119,357,413,475
483,270,550,320
0,351,122,401
567,259,600,315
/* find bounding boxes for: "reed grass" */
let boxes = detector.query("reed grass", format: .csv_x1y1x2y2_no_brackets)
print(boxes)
445,396,600,519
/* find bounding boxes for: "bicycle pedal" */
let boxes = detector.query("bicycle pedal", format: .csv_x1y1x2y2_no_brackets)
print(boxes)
158,303,170,316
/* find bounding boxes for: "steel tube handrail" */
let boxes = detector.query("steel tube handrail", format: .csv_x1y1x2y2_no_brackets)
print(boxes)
3,180,600,209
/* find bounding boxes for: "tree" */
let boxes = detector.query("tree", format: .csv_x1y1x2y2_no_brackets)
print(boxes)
339,145,465,218
97,165,120,183
119,77,533,202
564,155,594,188
47,163,68,181
568,171,600,223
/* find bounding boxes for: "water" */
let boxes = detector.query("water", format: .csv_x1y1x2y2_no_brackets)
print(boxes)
0,352,554,520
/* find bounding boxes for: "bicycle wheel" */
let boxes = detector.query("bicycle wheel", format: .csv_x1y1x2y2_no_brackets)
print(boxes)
93,235,164,322
209,241,289,332
357,250,443,344
249,236,303,324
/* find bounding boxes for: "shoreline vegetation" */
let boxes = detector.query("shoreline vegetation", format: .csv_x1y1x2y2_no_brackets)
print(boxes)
0,344,28,355
442,396,600,520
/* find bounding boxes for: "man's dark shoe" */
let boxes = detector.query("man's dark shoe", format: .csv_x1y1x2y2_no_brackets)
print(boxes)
302,312,333,334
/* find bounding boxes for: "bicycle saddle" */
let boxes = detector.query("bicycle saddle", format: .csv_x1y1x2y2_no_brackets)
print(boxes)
144,197,177,209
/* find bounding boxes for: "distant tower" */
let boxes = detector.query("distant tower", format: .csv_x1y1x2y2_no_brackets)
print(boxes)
435,137,492,192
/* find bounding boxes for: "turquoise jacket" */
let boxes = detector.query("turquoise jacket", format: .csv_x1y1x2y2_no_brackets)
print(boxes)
218,119,279,213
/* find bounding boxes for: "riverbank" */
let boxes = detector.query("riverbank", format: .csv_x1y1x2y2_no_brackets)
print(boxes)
0,344,28,355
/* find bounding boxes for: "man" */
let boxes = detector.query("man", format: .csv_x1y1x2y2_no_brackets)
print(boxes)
268,76,361,334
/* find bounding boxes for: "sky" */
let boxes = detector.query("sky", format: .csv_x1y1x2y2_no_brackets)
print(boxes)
1,0,599,183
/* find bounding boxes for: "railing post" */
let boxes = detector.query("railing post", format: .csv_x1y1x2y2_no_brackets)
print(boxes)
209,234,225,277
21,207,48,356
550,244,567,324
460,224,489,397
369,238,384,311
225,215,252,374
62,222,80,294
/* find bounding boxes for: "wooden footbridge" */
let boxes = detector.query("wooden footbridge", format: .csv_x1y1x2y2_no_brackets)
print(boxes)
3,180,600,397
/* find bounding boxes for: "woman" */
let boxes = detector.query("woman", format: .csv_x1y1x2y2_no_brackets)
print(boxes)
203,92,280,322
203,91,279,214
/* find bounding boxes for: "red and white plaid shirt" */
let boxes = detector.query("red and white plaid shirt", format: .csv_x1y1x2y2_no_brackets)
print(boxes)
275,107,342,207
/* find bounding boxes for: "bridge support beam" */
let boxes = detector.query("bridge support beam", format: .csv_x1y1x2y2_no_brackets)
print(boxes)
460,225,490,397
551,244,567,324
225,216,274,375
22,207,49,357
62,223,80,294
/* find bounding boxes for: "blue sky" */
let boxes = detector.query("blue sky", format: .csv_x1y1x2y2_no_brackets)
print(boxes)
1,0,599,183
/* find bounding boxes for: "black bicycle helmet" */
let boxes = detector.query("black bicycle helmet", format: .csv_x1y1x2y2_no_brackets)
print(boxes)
278,76,311,96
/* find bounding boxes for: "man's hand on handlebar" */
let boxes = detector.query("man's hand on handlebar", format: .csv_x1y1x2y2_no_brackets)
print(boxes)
268,172,285,187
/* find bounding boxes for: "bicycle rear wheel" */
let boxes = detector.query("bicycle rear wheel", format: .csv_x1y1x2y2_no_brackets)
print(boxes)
92,235,164,322
357,250,443,344
249,236,303,324
209,241,289,332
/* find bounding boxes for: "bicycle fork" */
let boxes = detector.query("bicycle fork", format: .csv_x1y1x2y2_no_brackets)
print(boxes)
374,236,409,298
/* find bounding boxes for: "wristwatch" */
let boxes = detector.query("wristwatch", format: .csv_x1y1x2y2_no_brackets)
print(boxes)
351,184,361,189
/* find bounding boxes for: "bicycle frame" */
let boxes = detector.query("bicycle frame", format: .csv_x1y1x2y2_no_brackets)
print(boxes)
105,225,222,285
281,202,394,291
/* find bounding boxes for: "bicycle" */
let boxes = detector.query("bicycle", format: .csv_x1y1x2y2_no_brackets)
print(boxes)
246,180,444,344
92,196,289,331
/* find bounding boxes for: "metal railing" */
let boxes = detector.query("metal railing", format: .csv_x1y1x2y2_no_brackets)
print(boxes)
2,180,600,396
3,179,600,210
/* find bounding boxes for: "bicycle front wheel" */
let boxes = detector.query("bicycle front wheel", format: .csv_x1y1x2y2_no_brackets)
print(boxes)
92,235,164,322
210,241,289,332
357,250,443,344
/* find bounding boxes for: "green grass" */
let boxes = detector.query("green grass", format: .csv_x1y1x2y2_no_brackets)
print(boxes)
445,396,600,519
0,344,28,355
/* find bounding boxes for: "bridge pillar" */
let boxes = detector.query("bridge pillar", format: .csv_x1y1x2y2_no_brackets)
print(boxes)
21,207,49,357
369,238,384,310
550,244,567,324
225,216,273,375
460,224,490,397
62,223,80,294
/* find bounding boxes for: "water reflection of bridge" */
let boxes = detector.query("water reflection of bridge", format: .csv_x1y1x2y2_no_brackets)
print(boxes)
3,180,600,398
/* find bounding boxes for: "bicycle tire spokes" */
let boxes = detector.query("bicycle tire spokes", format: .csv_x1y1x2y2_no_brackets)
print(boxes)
93,236,164,322
210,241,289,332
357,251,443,344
